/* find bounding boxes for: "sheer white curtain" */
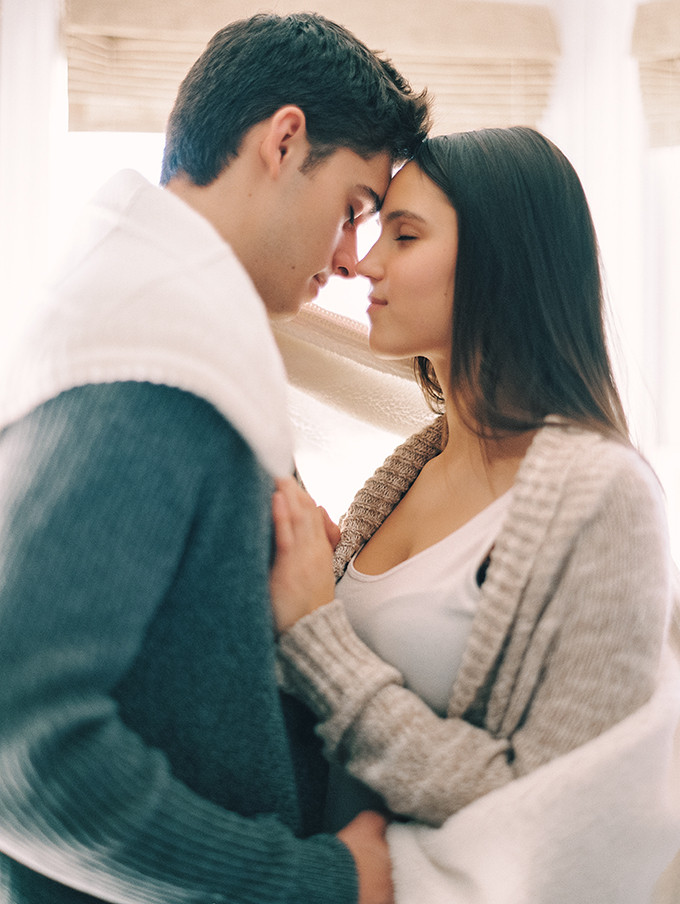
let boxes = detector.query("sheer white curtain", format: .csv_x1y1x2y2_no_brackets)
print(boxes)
0,0,64,353
541,0,679,560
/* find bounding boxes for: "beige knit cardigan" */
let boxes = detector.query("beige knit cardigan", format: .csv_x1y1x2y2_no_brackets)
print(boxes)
278,417,677,827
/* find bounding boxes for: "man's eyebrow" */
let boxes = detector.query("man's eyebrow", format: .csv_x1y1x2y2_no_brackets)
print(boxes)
381,208,427,224
358,186,383,214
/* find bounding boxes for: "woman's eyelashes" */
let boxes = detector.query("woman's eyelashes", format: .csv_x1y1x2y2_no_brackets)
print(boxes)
386,218,421,242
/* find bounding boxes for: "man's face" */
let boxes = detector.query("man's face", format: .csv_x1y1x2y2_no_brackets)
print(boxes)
252,148,392,319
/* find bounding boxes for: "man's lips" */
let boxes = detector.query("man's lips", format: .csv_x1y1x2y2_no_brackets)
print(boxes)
368,295,387,306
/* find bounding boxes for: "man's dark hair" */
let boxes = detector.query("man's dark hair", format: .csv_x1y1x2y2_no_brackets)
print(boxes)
160,12,430,185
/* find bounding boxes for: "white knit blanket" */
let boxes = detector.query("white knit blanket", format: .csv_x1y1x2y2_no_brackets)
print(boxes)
0,170,294,478
388,647,680,904
272,303,433,438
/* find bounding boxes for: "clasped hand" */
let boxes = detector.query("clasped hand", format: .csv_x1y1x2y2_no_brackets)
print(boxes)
269,477,339,634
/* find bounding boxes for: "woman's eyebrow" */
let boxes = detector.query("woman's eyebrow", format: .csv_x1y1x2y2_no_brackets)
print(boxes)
381,208,427,224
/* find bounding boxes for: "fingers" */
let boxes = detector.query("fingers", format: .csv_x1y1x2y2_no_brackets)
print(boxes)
274,478,331,544
272,477,313,554
269,478,337,633
275,479,341,548
342,810,389,836
320,506,342,549
271,488,294,552
336,811,394,904
275,476,315,517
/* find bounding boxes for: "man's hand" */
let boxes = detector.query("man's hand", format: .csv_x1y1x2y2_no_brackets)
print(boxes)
336,811,394,904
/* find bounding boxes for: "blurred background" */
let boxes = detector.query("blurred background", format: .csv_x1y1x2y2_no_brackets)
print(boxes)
0,0,678,552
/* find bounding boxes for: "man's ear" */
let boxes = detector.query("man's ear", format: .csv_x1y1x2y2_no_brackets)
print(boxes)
259,106,308,178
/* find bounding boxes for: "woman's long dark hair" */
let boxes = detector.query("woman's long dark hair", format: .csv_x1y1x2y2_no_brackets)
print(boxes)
413,127,629,441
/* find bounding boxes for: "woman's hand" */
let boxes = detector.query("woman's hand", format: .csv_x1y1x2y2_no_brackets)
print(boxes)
270,477,338,634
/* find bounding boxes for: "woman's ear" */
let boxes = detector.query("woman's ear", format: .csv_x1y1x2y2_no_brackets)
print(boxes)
259,105,308,178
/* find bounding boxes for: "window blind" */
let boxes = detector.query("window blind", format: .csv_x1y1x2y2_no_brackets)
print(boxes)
632,0,680,147
64,0,559,134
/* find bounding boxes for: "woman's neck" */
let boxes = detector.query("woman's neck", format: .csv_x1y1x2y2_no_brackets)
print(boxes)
436,374,537,496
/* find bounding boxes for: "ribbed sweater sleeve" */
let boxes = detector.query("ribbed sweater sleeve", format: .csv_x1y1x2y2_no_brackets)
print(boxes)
278,426,672,827
0,382,356,904
278,601,515,826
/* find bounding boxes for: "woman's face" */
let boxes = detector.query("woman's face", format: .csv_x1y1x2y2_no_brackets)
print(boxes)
357,161,458,368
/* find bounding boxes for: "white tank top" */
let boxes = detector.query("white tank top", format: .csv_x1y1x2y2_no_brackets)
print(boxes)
337,489,512,716
324,490,513,830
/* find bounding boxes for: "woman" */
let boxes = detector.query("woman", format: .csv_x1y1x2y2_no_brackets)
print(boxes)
269,128,680,895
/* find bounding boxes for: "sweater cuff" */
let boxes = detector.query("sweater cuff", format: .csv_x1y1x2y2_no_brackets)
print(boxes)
277,599,403,751
289,832,358,904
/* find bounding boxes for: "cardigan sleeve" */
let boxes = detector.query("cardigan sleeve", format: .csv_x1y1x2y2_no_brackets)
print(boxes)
502,441,672,774
277,601,515,826
0,383,356,904
277,437,672,827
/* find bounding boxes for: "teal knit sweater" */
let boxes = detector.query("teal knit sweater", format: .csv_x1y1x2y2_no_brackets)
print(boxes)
0,381,356,903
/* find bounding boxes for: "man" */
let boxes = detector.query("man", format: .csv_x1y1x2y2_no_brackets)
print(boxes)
0,13,429,904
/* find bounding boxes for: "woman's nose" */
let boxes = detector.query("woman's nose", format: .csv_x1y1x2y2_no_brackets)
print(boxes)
356,245,380,280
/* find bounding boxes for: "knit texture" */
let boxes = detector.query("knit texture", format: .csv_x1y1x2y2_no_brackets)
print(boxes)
386,648,680,904
0,167,355,903
279,420,676,826
272,304,433,438
0,383,356,904
0,169,294,478
333,417,444,577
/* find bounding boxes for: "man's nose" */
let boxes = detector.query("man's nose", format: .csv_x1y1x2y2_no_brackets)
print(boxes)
332,227,359,279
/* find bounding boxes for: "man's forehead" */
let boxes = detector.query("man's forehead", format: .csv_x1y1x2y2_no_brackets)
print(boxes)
340,149,391,210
